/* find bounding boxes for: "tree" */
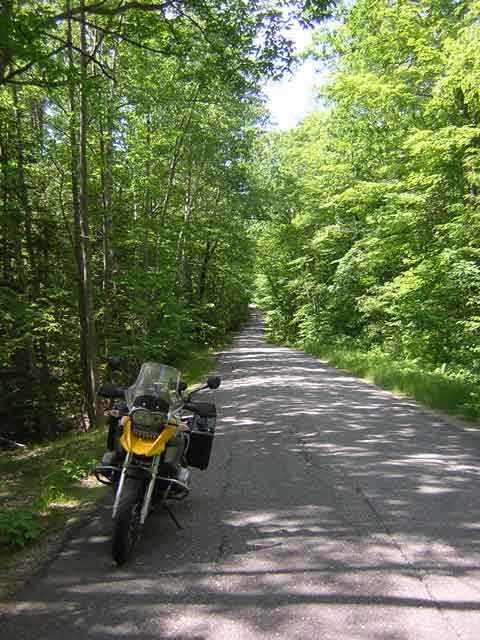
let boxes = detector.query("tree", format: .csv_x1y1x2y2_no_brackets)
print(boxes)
256,0,480,388
0,0,332,440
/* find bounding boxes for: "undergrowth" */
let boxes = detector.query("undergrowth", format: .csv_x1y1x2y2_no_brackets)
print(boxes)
0,428,106,554
174,344,221,385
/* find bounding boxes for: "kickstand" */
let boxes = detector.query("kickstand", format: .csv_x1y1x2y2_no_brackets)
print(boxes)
163,502,183,530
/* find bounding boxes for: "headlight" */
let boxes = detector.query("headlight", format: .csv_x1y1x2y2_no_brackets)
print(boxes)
131,409,166,440
131,409,165,427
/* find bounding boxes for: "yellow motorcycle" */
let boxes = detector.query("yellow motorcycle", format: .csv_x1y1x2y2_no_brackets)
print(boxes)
95,362,220,565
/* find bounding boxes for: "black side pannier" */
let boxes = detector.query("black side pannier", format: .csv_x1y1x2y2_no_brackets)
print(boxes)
186,404,216,470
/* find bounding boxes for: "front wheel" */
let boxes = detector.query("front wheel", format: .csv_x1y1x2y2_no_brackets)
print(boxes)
112,476,144,565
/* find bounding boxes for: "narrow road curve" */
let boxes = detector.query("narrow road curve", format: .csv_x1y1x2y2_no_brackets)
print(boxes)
2,310,480,639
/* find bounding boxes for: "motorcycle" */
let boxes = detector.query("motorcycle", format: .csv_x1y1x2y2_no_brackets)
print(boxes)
95,360,220,565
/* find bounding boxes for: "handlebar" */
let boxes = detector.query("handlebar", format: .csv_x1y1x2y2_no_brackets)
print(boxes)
98,384,125,399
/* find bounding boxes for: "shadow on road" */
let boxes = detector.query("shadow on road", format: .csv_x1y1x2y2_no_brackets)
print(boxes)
1,310,479,639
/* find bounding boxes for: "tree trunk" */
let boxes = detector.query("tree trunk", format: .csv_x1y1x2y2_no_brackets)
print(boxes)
68,0,98,428
159,84,200,227
12,87,57,439
0,108,13,284
143,112,152,275
99,43,119,350
175,155,202,298
198,237,219,302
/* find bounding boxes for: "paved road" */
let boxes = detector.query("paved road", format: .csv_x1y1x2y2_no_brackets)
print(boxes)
2,310,480,639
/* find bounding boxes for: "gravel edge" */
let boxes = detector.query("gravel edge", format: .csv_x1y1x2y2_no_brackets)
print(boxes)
0,486,109,609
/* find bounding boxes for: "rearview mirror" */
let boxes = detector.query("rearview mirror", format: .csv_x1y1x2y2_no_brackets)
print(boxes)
98,384,125,399
178,380,188,393
107,356,122,370
207,375,221,390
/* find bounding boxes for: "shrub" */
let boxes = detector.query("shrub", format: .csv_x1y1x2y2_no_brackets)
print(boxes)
0,509,42,548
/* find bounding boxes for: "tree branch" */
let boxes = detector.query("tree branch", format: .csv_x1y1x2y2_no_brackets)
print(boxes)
76,17,176,56
91,26,107,60
7,79,70,87
45,32,115,80
55,1,173,20
1,1,220,85
170,5,210,45
1,45,68,85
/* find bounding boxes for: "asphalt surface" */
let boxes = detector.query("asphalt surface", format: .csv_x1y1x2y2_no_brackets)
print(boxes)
1,309,480,639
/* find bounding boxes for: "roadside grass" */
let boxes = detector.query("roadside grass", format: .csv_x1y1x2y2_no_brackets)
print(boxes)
304,342,480,422
0,428,106,564
174,345,220,385
0,342,222,565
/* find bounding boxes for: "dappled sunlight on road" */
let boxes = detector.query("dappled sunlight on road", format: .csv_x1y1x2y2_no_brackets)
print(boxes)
216,312,480,550
2,310,480,639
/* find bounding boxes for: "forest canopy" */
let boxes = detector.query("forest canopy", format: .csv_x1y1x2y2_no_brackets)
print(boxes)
0,0,330,440
3,0,480,441
255,0,480,417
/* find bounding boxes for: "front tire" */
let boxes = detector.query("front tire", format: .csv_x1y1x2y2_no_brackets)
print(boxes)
112,476,143,565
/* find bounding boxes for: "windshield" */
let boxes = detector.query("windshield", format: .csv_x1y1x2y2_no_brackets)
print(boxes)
125,363,181,412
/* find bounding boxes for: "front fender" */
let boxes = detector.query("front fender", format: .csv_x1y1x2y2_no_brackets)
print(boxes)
124,465,150,481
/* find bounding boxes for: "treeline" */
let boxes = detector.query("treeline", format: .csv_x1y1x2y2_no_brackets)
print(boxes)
0,0,329,440
256,0,480,415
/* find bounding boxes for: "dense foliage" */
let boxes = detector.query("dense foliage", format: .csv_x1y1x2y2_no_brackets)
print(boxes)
0,0,330,440
256,0,480,415
6,0,478,438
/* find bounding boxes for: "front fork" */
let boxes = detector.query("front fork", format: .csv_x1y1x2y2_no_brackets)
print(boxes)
112,452,161,526
112,451,133,519
140,455,161,524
